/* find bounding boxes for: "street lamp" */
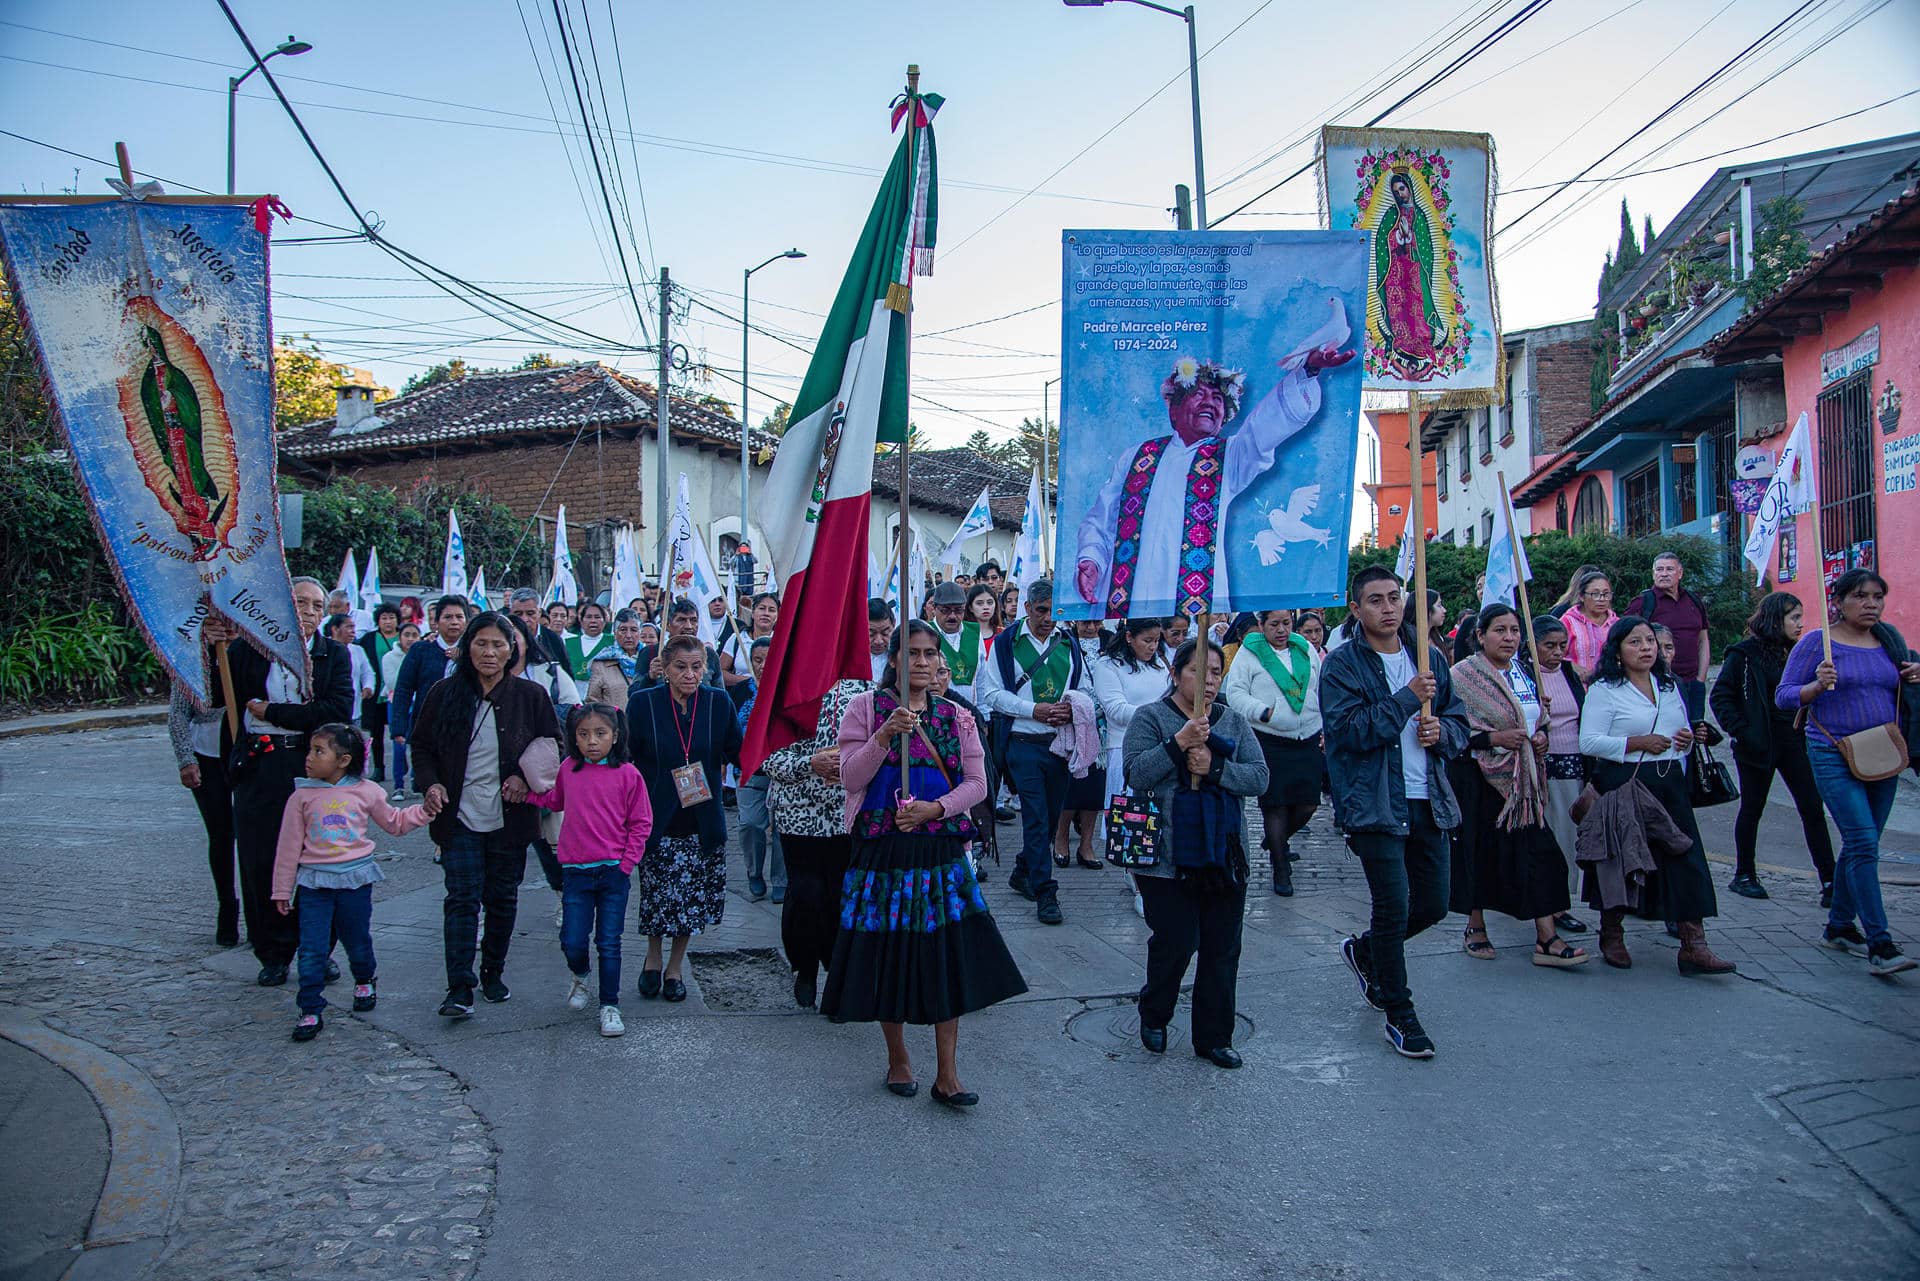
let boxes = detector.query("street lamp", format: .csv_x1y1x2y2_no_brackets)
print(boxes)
228,36,313,195
741,248,806,585
1063,0,1207,227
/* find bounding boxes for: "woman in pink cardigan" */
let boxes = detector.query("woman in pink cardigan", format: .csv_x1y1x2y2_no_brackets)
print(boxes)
1562,570,1620,679
822,621,1027,1108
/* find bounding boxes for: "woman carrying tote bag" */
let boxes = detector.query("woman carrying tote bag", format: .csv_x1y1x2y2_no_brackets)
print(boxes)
1777,569,1920,976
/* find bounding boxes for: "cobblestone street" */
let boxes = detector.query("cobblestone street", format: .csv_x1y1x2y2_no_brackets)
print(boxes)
2,724,1916,1280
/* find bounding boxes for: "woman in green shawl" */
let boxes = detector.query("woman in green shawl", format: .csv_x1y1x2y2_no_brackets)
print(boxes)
1221,610,1323,897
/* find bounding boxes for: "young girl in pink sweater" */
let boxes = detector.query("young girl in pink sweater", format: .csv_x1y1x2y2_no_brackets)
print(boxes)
527,703,653,1037
272,724,428,1042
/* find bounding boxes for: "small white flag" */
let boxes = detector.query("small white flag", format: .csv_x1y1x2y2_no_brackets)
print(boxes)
1481,490,1532,611
335,547,360,616
1011,467,1045,616
358,547,383,632
668,474,726,644
1744,411,1815,584
441,509,468,599
470,567,490,613
547,505,580,606
938,485,995,569
610,526,644,615
1394,532,1416,584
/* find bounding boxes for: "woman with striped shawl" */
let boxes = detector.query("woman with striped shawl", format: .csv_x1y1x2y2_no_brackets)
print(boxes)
1446,604,1588,969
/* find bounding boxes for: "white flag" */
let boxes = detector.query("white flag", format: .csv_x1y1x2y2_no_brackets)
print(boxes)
548,506,580,606
610,526,644,615
938,486,995,569
1011,468,1046,618
868,550,883,603
908,530,930,620
668,474,726,644
1744,411,1815,584
1480,490,1532,611
358,547,383,632
470,567,490,613
1394,532,1416,584
441,509,468,599
335,547,360,614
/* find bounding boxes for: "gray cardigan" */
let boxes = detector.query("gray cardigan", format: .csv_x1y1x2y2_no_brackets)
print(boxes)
1120,697,1269,880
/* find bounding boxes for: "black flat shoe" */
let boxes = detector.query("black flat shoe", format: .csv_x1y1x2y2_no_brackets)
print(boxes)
1728,873,1769,900
1554,912,1588,934
1195,1046,1243,1070
1076,856,1103,870
793,972,817,1010
215,902,240,948
1140,1024,1168,1054
930,1085,979,1108
637,969,663,999
661,977,687,1003
1052,851,1071,869
256,964,288,987
885,1077,918,1098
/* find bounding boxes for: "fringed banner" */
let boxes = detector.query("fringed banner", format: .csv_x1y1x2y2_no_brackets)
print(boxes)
0,199,307,704
1318,125,1503,405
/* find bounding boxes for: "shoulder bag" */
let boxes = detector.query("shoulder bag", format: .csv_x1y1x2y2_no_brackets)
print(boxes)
1686,741,1740,807
1810,711,1909,782
1104,790,1161,868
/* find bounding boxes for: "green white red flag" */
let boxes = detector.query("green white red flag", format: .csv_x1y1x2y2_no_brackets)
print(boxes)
741,86,941,774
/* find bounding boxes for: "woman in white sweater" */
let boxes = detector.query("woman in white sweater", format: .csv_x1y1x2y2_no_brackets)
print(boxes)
1221,609,1323,896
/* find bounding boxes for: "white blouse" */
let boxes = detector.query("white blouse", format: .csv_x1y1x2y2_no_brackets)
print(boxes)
1220,641,1323,740
1089,653,1171,787
1578,676,1688,764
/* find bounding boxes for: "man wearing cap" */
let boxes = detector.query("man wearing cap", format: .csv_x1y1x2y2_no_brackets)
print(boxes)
928,580,986,704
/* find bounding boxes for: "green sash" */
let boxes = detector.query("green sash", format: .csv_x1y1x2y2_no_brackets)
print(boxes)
565,631,615,680
1242,631,1313,715
938,620,982,686
1013,628,1072,702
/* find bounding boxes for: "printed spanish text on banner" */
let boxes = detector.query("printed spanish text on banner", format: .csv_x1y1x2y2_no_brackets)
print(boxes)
1318,126,1501,401
0,198,305,703
1053,229,1367,620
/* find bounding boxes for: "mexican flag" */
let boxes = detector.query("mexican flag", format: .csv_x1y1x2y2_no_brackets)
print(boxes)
742,86,941,775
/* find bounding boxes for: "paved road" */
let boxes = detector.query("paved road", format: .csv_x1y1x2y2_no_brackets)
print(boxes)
0,725,1914,1280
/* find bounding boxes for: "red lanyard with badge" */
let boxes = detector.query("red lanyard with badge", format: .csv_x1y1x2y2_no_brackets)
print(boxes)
669,691,713,807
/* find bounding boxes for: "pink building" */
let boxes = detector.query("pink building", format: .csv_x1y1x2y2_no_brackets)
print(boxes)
1712,187,1920,621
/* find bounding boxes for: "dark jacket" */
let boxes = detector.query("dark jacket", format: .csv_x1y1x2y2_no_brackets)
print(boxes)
388,636,458,741
625,683,742,851
217,632,354,759
630,641,722,692
535,626,570,668
409,673,563,846
1320,625,1471,835
1709,637,1798,764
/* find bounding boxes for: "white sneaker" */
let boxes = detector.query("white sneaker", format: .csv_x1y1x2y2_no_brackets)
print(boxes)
566,975,592,1011
1133,890,1146,920
389,788,406,803
599,1005,625,1036
553,902,565,930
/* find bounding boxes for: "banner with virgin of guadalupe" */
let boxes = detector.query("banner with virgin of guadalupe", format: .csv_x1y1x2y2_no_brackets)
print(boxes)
1318,126,1501,400
0,197,307,704
1052,229,1368,620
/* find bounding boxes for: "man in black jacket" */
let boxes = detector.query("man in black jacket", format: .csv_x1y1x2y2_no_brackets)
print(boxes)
223,576,355,985
509,588,568,667
1321,565,1470,1060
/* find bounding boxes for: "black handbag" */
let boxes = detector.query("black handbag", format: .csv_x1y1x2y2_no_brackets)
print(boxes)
1687,742,1740,808
1104,792,1161,868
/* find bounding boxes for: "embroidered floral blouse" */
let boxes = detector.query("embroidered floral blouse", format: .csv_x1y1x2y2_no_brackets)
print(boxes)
838,690,988,837
762,678,869,837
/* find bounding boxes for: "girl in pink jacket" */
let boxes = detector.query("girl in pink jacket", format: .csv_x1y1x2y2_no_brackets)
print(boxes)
527,703,653,1037
272,724,428,1042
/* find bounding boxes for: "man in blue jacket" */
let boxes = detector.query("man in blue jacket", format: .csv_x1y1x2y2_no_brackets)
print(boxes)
387,594,469,798
1321,565,1469,1061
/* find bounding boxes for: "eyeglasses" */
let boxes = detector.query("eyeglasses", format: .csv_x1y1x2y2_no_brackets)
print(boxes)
1584,589,1613,600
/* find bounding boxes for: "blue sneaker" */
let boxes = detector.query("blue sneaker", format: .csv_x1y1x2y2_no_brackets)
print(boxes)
1384,1010,1435,1059
1339,936,1384,1011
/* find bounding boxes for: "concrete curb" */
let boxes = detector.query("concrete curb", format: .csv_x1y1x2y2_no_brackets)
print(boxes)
0,708,169,740
0,1012,181,1281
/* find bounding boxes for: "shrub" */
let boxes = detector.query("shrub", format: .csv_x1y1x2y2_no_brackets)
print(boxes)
0,603,161,704
284,476,533,587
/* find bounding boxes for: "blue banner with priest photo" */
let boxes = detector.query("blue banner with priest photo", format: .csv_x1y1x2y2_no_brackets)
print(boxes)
1053,229,1368,620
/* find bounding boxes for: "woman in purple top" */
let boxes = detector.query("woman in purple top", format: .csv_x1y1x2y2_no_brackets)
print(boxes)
1776,569,1920,976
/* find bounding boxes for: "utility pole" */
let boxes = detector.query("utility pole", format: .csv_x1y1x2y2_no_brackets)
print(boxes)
1173,183,1193,231
655,267,672,589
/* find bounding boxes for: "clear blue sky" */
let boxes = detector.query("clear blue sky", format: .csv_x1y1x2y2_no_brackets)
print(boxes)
4,0,1917,447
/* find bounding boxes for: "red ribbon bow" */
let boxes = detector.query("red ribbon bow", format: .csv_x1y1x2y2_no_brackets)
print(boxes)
249,196,293,236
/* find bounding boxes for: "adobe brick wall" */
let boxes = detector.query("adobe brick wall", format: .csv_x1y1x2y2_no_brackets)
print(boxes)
1530,331,1598,452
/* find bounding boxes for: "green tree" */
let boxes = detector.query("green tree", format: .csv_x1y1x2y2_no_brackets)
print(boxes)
1644,214,1658,255
281,475,534,587
400,358,471,396
0,277,53,457
1739,195,1811,307
515,352,565,370
1614,199,1642,275
273,335,343,429
760,402,792,437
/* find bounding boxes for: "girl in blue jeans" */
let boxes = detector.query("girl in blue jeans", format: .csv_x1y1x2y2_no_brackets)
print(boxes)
1777,569,1919,977
527,705,654,1037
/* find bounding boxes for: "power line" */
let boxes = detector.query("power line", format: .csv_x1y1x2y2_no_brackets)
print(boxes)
511,0,625,296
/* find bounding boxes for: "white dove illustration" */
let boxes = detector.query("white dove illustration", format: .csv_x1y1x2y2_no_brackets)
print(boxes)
1252,485,1331,566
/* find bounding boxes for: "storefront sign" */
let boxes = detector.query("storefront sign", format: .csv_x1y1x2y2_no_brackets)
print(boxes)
1734,443,1775,480
1883,428,1920,495
1821,323,1880,387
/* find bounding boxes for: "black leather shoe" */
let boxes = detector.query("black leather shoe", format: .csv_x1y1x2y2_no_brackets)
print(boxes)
885,1077,918,1098
256,964,288,987
793,972,817,1010
637,969,663,998
1195,1046,1243,1069
1008,872,1035,902
930,1085,979,1108
215,902,240,948
1272,858,1293,897
1553,912,1588,934
661,977,687,1003
1140,1023,1168,1054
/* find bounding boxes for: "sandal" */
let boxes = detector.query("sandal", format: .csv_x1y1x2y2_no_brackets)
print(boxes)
1532,935,1589,968
1463,927,1496,960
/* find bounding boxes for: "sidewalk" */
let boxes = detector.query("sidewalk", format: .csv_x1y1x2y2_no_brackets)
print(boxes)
0,704,167,740
0,1037,104,1281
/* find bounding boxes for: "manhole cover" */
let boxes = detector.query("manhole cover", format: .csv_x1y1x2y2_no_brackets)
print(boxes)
1065,998,1255,1059
686,947,797,1013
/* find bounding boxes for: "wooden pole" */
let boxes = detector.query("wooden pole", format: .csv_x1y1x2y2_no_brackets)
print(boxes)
215,640,241,739
1408,390,1431,715
114,142,134,191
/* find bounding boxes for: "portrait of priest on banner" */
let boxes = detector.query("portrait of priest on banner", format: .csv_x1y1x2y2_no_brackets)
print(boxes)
1070,301,1356,620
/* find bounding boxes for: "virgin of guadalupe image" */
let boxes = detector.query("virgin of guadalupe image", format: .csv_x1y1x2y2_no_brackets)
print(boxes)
115,295,240,556
1365,165,1459,382
1072,299,1355,619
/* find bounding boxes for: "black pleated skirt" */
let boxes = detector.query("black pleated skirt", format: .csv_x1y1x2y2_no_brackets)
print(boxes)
821,833,1028,1025
1256,731,1324,807
1064,762,1109,811
1580,758,1718,921
1447,760,1571,921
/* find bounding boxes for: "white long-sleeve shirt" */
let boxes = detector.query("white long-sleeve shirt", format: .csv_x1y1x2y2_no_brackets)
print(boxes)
1221,640,1322,740
1089,652,1171,785
1579,675,1688,764
977,621,1085,737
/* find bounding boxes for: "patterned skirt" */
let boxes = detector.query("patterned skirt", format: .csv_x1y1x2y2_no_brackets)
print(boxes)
632,833,726,937
821,833,1028,1026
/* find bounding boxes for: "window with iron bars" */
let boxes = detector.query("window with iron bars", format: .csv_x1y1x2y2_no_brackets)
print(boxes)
1818,373,1876,571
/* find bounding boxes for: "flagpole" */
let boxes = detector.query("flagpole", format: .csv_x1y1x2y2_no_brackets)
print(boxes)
215,640,240,739
894,63,921,785
1404,391,1431,716
1497,470,1545,707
